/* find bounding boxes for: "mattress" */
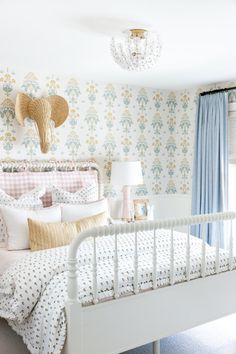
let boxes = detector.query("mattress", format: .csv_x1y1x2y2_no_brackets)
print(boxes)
0,248,30,275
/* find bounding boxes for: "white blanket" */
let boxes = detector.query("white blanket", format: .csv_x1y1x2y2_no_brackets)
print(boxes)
0,229,234,354
0,248,30,275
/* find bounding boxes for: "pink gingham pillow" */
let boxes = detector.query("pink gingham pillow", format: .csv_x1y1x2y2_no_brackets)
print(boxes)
0,170,99,207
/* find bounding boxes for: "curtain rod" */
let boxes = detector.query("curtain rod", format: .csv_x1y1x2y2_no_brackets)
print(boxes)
200,86,236,96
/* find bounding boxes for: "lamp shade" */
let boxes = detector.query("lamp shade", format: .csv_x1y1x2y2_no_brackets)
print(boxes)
110,161,143,186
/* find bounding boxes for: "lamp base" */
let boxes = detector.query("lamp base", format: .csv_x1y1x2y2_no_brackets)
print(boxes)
122,185,133,222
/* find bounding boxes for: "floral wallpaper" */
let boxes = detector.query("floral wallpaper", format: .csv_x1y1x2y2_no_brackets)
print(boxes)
0,68,202,197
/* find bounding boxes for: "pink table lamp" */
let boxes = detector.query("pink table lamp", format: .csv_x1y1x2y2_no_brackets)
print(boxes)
110,161,143,222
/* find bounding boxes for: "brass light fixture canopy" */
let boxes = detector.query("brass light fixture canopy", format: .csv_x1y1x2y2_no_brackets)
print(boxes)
129,29,147,39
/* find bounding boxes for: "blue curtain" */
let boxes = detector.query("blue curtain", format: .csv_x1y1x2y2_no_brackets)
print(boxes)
191,92,228,246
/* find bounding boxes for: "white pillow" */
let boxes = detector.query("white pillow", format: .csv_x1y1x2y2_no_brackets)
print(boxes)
0,186,46,247
61,199,109,222
0,205,61,250
51,184,98,204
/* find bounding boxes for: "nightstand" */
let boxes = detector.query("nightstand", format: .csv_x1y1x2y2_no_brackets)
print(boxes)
110,218,152,224
108,201,154,224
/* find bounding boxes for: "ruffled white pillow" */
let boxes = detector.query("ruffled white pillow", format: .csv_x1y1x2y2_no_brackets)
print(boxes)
51,184,98,204
0,186,46,247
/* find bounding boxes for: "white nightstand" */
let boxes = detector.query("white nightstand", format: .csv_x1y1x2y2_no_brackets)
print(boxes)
110,218,152,224
108,200,154,224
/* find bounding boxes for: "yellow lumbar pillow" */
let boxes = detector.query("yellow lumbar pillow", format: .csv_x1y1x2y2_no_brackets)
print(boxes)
28,212,108,251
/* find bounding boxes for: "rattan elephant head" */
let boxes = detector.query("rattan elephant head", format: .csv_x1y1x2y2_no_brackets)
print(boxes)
15,93,69,153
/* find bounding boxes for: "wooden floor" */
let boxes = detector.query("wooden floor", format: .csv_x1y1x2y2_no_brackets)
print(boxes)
1,314,236,354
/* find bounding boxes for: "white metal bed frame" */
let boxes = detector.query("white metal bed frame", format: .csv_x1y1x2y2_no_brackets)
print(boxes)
1,160,235,354
65,212,236,354
0,159,100,173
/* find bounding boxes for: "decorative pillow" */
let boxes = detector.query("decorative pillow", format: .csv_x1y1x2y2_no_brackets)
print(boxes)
61,198,109,222
0,170,99,207
28,212,108,251
0,186,45,208
51,184,98,204
0,186,46,247
0,205,61,250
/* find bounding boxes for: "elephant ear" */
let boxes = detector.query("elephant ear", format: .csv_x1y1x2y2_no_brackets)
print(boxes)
15,93,32,126
46,95,69,128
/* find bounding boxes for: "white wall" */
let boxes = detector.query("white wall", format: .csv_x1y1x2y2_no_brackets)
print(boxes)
109,194,192,220
151,194,191,219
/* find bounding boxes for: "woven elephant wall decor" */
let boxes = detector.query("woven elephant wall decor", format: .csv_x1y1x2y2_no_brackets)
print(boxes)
15,93,69,153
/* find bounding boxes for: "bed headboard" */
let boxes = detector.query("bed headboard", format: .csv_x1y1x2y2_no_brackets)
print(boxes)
0,159,100,173
0,159,103,201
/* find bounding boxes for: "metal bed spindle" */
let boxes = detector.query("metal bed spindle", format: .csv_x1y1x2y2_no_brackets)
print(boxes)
186,225,191,282
152,229,157,290
170,228,174,285
215,221,220,274
93,237,98,304
134,229,139,294
114,232,119,299
201,223,206,278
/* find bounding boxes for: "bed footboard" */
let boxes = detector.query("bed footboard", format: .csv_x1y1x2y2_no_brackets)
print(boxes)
65,212,236,354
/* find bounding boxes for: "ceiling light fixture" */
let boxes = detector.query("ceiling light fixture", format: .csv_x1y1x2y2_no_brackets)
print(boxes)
110,28,162,72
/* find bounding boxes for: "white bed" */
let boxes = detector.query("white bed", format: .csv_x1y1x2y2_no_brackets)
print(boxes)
0,160,236,354
64,213,236,354
1,222,235,354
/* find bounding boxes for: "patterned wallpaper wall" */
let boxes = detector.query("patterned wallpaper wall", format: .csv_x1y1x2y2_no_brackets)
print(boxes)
0,68,206,197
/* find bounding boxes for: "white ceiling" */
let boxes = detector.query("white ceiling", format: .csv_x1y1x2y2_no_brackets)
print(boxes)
1,0,236,89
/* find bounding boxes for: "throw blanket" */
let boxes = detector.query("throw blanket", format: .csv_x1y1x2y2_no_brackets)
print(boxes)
0,230,233,354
